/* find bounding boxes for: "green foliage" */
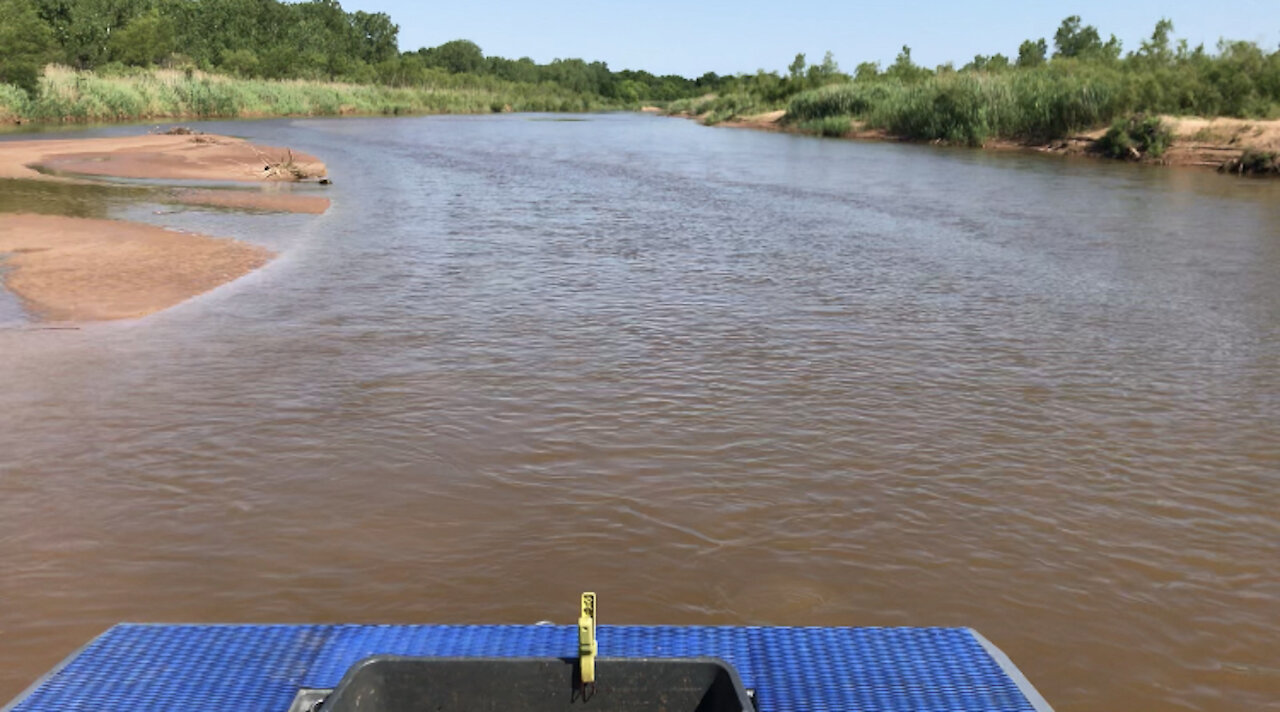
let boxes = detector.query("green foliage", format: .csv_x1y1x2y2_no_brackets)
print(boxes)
1135,18,1175,66
1048,15,1122,64
788,53,806,79
785,68,1133,145
786,82,890,120
4,0,727,111
0,65,615,123
107,10,175,66
885,45,930,83
770,16,1280,148
1017,39,1047,68
1096,114,1172,158
5,7,1280,134
421,39,484,74
861,74,1001,146
0,0,55,95
796,114,851,137
696,92,769,124
34,0,147,68
967,54,1010,72
0,82,33,119
350,10,398,64
220,49,259,78
1221,149,1280,175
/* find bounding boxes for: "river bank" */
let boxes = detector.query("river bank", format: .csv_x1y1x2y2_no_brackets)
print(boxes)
0,132,328,322
673,109,1280,174
0,66,614,126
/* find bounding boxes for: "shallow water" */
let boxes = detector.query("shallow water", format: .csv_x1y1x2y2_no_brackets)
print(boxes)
1,114,1278,712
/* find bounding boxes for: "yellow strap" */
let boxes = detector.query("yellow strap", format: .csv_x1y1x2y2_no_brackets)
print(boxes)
578,592,597,684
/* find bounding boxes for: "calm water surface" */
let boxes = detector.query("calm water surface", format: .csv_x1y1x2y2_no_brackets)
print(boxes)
1,115,1277,712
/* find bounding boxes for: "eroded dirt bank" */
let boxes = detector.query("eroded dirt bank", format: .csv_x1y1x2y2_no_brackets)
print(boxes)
674,111,1280,172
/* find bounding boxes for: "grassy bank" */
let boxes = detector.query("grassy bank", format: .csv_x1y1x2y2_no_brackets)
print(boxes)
0,66,621,124
785,70,1131,146
788,68,1280,147
674,62,1280,149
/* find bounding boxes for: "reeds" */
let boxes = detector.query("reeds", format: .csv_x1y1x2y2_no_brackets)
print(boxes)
0,84,30,121
785,70,1132,145
1,66,612,123
795,115,851,137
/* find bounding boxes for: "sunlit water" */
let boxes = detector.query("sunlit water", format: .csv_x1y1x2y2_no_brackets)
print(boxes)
1,114,1277,712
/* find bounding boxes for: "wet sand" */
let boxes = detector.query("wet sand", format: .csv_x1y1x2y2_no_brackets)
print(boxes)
0,133,327,322
0,214,272,321
0,133,326,183
172,189,330,214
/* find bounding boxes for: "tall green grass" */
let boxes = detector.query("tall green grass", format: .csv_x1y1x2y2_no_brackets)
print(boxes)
0,84,31,121
667,92,773,125
785,70,1137,145
1,66,615,123
796,115,851,137
787,83,893,120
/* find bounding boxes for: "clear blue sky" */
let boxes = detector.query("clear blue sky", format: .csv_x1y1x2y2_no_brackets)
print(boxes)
335,0,1278,77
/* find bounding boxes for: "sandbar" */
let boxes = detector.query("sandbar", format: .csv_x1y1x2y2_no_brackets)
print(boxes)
0,133,326,183
0,132,329,323
0,213,273,321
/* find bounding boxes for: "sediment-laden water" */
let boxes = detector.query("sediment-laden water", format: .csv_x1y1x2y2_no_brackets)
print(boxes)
1,114,1277,712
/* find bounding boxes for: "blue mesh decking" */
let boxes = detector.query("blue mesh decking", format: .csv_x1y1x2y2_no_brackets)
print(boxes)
3,624,1052,712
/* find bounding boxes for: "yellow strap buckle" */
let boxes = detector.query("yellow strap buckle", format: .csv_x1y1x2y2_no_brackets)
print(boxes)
578,592,597,685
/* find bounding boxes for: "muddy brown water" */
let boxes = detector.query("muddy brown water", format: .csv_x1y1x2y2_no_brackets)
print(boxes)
1,115,1277,712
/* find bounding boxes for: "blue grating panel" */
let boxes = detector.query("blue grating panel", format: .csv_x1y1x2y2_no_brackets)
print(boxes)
5,625,330,712
5,625,1045,712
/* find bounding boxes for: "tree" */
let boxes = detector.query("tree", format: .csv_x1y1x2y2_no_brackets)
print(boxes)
220,48,259,77
0,0,54,94
351,11,398,64
885,45,929,82
1017,38,1047,67
807,50,839,81
35,0,148,68
108,10,176,66
967,53,1011,72
1136,18,1175,65
1053,16,1095,58
854,61,879,81
1052,15,1120,61
787,52,806,79
423,39,483,74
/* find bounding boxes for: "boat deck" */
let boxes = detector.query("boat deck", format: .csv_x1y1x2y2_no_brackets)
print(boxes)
4,624,1053,712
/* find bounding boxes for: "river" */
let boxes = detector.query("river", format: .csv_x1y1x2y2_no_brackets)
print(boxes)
1,114,1277,712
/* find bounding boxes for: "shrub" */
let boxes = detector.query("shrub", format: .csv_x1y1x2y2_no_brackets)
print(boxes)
797,114,851,137
1096,114,1172,159
787,83,888,120
1220,149,1280,175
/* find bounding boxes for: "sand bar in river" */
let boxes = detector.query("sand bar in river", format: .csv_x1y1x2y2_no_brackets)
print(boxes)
0,213,273,321
0,132,326,322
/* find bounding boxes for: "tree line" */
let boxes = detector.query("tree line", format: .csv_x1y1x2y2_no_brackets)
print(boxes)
691,16,1280,121
1,3,1278,124
0,0,714,100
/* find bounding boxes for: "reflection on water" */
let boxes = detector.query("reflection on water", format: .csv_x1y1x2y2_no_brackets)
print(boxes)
0,115,1278,712
0,178,141,218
